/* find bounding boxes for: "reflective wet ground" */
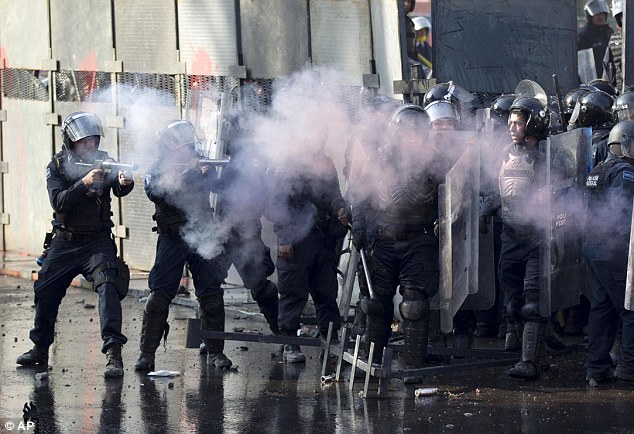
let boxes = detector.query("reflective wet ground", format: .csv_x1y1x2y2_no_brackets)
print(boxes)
1,275,634,433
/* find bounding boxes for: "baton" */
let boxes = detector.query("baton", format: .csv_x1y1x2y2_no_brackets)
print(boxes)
359,248,375,299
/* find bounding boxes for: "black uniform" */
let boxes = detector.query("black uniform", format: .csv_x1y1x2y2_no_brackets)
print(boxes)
495,142,548,377
577,22,614,78
142,160,228,357
266,154,347,339
352,146,443,367
214,148,279,334
584,157,634,382
30,149,133,354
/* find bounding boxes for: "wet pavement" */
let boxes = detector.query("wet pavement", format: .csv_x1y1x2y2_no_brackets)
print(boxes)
1,268,634,433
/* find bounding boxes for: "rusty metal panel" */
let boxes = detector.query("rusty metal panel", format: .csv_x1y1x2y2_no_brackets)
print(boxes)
432,0,577,95
239,0,309,79
50,0,114,71
178,0,240,76
1,99,52,255
369,0,403,98
113,0,180,74
310,0,373,86
0,0,51,69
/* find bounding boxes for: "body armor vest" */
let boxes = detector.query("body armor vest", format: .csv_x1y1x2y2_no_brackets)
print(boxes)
375,174,438,227
499,147,537,223
153,202,188,236
54,150,114,233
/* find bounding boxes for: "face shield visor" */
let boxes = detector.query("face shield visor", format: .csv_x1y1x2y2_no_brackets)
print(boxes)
63,112,104,143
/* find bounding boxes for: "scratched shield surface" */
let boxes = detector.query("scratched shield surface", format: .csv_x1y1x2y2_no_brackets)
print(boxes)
539,128,592,316
432,0,577,95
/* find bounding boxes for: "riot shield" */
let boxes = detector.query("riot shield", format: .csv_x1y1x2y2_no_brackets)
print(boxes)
578,48,597,85
539,128,592,317
437,132,484,333
185,89,233,159
625,197,634,311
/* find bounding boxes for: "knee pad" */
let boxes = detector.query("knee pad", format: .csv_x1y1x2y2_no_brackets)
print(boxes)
360,296,384,316
146,290,173,315
399,290,429,321
198,292,224,317
250,280,278,303
521,302,542,322
507,298,523,322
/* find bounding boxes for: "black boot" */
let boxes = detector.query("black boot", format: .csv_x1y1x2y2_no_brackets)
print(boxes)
507,321,543,380
402,318,430,384
134,291,171,371
199,293,233,369
16,345,49,366
362,298,390,365
105,344,124,378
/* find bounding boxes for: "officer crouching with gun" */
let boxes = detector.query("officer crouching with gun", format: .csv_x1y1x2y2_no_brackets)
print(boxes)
16,111,134,378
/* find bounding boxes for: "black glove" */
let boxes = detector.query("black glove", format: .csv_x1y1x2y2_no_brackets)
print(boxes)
479,214,490,234
351,232,366,252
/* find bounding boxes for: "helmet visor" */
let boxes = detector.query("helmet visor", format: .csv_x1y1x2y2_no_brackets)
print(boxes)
160,120,198,151
64,113,104,143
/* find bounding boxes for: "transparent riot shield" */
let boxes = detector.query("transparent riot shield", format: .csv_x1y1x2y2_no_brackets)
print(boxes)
578,48,597,85
540,128,592,317
437,132,483,333
185,89,233,159
625,196,634,311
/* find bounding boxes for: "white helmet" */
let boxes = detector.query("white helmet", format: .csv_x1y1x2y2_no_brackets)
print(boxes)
412,16,431,31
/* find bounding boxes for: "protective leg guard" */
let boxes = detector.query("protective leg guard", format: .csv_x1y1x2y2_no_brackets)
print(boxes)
507,321,543,380
135,291,172,371
362,297,389,364
251,280,280,334
399,290,431,370
198,293,232,368
505,319,521,352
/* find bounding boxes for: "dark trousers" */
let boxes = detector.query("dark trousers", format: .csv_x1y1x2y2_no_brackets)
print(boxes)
498,229,541,314
370,232,439,323
148,234,227,299
475,219,504,329
30,235,126,353
224,229,275,291
584,245,634,378
276,232,340,336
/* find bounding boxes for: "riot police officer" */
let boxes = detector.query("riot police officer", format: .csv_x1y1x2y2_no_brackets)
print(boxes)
613,91,634,122
134,120,232,371
584,120,634,385
266,144,349,363
494,97,550,379
16,111,134,378
352,105,442,382
570,89,615,166
213,125,279,336
577,0,614,78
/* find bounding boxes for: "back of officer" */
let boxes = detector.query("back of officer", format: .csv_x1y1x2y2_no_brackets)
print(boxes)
134,120,232,371
16,111,134,378
584,120,634,385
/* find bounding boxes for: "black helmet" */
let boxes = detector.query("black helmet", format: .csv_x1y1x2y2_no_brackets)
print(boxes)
490,94,515,125
613,91,634,122
608,120,634,157
389,104,429,128
564,86,594,122
572,90,614,128
156,120,198,155
589,79,616,96
509,97,550,139
584,0,610,23
422,83,452,107
61,111,104,150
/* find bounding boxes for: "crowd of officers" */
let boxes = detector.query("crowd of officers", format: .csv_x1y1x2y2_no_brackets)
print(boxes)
12,3,634,389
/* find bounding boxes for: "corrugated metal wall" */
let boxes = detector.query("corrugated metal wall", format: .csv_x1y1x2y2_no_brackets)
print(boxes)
0,0,384,269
